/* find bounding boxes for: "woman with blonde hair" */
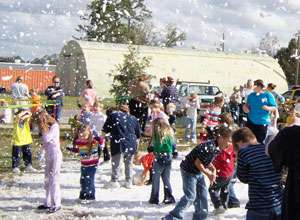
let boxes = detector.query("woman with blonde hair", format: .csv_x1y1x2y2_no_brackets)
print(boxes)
36,110,62,213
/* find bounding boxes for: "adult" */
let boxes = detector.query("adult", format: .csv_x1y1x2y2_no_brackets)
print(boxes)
266,83,285,105
79,80,98,109
102,104,141,189
243,79,254,102
36,110,62,213
268,103,300,220
45,76,64,122
243,79,277,143
160,76,178,109
128,74,150,132
11,76,30,108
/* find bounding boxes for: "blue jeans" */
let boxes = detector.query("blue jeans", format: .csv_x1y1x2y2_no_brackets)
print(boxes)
80,165,97,200
12,145,32,168
166,168,208,220
246,206,281,220
209,176,231,209
228,170,240,207
185,117,197,142
150,154,174,203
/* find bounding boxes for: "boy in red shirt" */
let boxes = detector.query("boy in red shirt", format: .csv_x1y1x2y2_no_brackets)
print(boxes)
209,133,235,214
133,152,155,185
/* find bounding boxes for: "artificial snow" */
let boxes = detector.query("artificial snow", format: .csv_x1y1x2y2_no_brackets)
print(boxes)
0,153,248,220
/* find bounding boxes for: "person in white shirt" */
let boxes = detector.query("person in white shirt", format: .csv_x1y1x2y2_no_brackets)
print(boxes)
11,76,30,101
183,93,200,144
0,100,11,123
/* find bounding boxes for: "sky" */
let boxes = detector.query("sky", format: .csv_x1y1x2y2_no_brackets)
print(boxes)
0,0,300,60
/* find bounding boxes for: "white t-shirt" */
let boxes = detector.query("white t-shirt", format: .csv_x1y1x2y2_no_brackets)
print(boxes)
11,82,29,100
91,112,107,134
184,98,200,119
0,108,12,123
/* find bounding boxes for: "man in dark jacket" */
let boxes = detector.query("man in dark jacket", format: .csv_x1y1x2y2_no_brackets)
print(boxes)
268,103,300,220
45,76,64,122
161,76,178,108
103,104,141,189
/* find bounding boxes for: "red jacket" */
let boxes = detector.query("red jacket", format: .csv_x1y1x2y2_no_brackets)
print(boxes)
213,143,235,178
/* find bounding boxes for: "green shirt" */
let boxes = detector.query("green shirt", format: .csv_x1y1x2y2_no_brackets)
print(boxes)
153,135,174,154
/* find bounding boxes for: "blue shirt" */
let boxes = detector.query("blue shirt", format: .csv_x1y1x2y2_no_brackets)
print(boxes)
102,111,141,156
237,144,282,210
247,91,277,125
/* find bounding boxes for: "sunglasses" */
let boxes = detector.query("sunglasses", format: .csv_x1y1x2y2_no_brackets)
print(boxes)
54,82,60,84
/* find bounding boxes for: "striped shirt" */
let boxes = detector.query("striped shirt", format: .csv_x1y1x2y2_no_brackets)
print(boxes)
237,144,283,210
181,140,220,174
74,138,99,167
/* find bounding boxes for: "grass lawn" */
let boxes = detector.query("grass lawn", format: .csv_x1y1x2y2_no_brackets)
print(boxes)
0,94,116,110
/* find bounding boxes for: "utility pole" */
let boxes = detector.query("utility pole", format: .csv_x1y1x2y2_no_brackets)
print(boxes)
221,33,225,52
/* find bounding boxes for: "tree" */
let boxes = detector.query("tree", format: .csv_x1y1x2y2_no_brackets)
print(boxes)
76,0,151,43
163,24,187,48
259,32,280,57
109,45,151,103
275,36,298,85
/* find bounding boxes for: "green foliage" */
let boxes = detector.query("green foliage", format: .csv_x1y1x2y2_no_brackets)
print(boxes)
275,36,299,85
76,0,151,43
163,24,187,48
108,45,151,103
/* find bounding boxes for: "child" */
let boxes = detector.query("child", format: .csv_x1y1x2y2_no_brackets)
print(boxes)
149,118,176,205
203,96,224,138
30,89,42,114
166,103,177,131
0,99,11,124
164,128,228,220
73,124,99,202
90,101,109,162
232,128,282,220
36,111,62,213
184,93,200,144
102,104,141,189
209,127,235,214
12,109,36,174
133,152,155,185
149,99,169,122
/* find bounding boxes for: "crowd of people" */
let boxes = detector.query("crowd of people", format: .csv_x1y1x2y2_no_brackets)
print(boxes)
0,75,299,220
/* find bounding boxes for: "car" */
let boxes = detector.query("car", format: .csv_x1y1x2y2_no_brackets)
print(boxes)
176,80,220,116
282,86,300,104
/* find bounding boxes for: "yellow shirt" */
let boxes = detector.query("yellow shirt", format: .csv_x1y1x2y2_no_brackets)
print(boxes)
12,117,33,146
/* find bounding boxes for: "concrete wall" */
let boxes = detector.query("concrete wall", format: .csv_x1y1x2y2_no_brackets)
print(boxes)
56,40,288,97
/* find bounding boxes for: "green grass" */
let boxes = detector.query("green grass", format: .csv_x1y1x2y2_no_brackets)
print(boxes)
0,94,116,110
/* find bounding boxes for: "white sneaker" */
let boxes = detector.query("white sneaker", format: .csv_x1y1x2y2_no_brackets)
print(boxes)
104,181,120,189
12,167,21,174
213,207,226,215
24,165,37,173
124,181,132,189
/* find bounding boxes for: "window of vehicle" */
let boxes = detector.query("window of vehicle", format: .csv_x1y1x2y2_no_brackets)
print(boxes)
189,85,220,96
282,91,293,100
294,90,300,100
178,84,188,97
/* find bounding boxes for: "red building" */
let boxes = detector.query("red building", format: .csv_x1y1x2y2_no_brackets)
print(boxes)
0,63,56,93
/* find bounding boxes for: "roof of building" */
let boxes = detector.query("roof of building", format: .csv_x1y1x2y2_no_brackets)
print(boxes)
0,62,56,72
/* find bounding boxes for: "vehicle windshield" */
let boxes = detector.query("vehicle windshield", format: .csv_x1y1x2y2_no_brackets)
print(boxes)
189,85,219,96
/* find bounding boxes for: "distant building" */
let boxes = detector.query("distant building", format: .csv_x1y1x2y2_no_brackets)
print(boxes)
56,40,288,97
0,62,56,93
